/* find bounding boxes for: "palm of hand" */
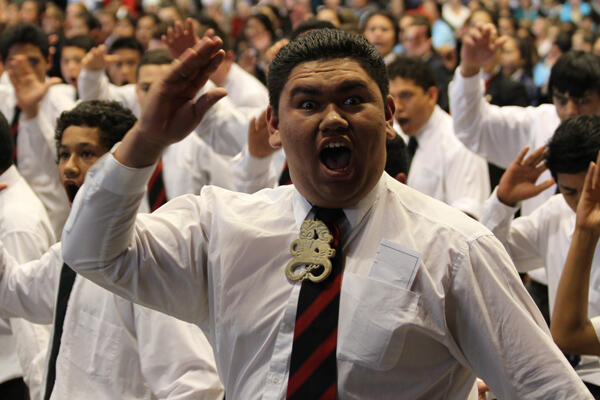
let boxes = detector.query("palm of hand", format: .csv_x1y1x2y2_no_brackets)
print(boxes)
577,173,600,233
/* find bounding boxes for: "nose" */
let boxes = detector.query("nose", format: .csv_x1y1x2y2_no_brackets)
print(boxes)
63,154,80,178
564,98,580,117
319,104,348,133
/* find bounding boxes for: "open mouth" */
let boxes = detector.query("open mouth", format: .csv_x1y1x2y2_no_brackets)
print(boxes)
319,142,352,172
64,183,79,202
397,117,409,130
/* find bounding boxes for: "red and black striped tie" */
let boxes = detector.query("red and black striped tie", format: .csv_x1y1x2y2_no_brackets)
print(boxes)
10,106,21,164
147,160,167,212
286,207,345,400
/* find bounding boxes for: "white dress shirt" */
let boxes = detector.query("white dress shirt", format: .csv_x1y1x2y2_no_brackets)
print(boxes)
407,106,490,219
77,68,141,117
0,166,55,399
481,189,600,318
62,153,590,399
222,63,269,117
449,69,559,215
0,84,74,237
0,242,224,400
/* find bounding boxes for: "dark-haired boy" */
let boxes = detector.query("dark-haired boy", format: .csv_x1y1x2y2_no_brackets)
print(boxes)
64,29,591,398
0,109,55,400
0,100,224,399
450,23,600,215
481,116,600,379
388,55,489,218
59,34,95,91
0,23,76,236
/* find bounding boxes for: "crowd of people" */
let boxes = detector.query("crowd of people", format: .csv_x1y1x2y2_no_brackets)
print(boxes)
1,0,600,398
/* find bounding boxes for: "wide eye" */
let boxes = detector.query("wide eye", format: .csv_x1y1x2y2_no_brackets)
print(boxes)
343,96,361,106
299,100,316,110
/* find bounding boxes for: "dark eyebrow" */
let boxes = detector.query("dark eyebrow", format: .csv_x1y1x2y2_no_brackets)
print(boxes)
289,80,370,98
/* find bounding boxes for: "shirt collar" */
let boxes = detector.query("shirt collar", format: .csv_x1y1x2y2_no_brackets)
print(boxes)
292,173,385,231
0,165,21,187
413,105,442,145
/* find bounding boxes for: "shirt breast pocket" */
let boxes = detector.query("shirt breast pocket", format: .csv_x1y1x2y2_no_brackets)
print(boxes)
61,308,123,378
338,272,422,371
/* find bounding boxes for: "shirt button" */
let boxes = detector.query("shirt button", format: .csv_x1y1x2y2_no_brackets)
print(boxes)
272,376,280,384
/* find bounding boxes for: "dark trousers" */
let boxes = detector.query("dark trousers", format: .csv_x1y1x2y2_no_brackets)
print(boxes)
0,377,29,400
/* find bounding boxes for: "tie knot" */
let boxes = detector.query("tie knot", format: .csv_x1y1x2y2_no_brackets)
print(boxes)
313,207,344,226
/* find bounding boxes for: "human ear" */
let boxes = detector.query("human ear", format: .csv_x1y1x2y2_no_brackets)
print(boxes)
266,105,282,149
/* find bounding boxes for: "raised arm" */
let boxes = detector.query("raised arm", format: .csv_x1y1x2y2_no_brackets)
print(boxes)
551,153,600,355
62,34,227,323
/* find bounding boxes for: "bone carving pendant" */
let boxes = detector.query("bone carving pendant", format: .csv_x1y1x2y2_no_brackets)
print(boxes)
285,219,336,283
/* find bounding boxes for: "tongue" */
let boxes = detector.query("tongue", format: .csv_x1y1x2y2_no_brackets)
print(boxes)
322,148,351,171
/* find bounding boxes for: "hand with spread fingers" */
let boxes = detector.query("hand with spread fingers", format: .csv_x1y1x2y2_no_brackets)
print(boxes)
81,45,120,71
114,35,227,168
7,55,62,119
496,145,556,207
163,18,201,59
460,22,506,77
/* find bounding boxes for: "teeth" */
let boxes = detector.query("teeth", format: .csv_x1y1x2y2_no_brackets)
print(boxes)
324,142,347,149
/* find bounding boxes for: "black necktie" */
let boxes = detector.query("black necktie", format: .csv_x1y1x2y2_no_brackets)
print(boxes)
286,207,345,400
44,263,77,400
10,106,21,165
279,161,292,186
407,136,418,173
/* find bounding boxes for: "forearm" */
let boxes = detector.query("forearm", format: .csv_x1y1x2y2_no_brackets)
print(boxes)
114,123,165,167
551,228,600,355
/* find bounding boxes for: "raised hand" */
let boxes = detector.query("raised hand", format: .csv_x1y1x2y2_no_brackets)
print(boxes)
7,55,62,119
575,152,600,235
497,145,555,207
114,35,227,168
81,45,120,71
248,108,276,158
460,23,506,77
163,18,200,59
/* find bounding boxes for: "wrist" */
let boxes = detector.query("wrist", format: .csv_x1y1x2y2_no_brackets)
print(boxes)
496,188,517,207
114,123,166,168
460,63,480,77
573,226,600,244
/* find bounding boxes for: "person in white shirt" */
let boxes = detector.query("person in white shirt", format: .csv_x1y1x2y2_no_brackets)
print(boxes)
450,23,600,215
0,111,55,400
0,100,224,400
551,141,600,356
388,55,490,219
0,23,75,236
480,115,600,394
62,28,592,399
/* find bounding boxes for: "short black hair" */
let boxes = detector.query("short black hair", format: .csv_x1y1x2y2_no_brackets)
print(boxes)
136,48,172,78
0,111,13,172
63,34,95,53
267,28,388,115
362,10,399,46
549,51,600,98
0,23,49,62
108,36,144,55
55,101,137,158
387,55,436,91
75,10,101,31
407,14,431,39
546,115,600,178
385,135,408,178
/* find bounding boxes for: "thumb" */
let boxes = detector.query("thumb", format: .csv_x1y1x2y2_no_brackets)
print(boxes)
193,87,227,119
0,183,7,192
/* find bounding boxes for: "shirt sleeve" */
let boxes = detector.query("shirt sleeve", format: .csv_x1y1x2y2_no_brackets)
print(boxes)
446,233,592,399
480,188,543,272
133,304,224,399
18,113,70,237
230,145,278,194
448,69,538,168
0,242,59,323
62,152,211,324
